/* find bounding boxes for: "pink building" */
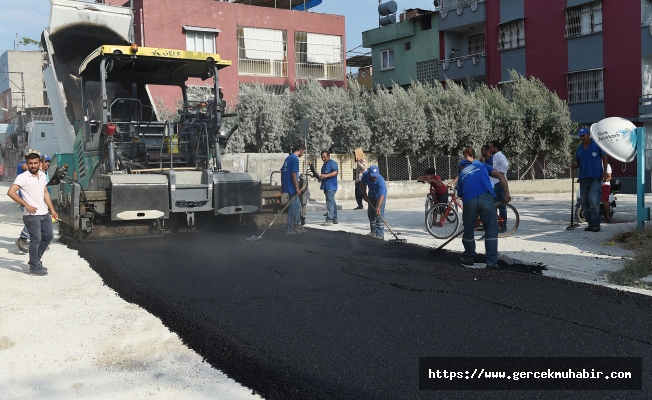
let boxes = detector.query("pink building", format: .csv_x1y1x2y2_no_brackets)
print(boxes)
104,0,346,107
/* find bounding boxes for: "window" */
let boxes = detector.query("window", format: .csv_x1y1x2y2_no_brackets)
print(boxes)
567,69,604,103
468,34,485,55
295,32,343,80
565,1,602,37
185,28,216,53
404,42,411,51
237,26,288,77
416,59,438,84
421,16,432,31
381,49,394,70
498,19,525,51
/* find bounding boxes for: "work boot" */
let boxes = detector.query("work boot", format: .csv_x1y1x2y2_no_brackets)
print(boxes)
584,226,594,231
592,226,601,232
460,257,475,266
295,225,308,233
29,267,47,276
354,206,364,210
322,220,333,226
15,238,28,253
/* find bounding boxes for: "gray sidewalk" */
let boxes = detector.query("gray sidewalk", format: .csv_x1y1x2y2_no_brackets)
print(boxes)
304,192,652,296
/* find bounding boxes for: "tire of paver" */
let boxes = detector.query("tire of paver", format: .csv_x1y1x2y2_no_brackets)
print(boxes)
497,203,519,238
425,203,460,239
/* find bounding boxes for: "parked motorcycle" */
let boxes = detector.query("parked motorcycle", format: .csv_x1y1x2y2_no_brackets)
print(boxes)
575,179,620,223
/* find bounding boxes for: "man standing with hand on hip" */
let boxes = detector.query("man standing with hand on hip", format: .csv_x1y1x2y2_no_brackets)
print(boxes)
320,150,339,226
7,152,58,275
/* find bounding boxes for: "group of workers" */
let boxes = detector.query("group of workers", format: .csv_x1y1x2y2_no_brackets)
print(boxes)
278,127,609,270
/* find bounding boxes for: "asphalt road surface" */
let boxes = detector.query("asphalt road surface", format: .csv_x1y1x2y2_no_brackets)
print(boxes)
67,224,652,399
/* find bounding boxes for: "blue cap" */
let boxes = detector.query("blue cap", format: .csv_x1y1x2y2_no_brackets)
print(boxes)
577,127,589,137
43,155,51,162
368,165,380,177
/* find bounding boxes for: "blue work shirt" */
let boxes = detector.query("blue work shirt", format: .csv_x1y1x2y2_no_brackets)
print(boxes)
320,159,338,191
360,171,387,201
16,161,26,176
575,140,605,179
457,160,496,202
281,153,300,195
485,155,493,167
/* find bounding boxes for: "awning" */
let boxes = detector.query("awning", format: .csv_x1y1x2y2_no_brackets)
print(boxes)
183,26,221,34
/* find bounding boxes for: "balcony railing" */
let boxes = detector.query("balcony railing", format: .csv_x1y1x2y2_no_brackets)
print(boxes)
238,59,288,77
440,52,485,70
295,63,343,81
440,0,485,19
639,94,652,117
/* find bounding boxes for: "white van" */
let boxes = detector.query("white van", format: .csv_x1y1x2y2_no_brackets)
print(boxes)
26,121,58,158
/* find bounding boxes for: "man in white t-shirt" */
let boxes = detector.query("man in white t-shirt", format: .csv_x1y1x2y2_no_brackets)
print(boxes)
7,152,59,275
489,140,509,232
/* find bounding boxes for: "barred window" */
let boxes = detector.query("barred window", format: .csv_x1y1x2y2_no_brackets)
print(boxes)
416,59,438,84
381,48,394,70
567,69,604,103
498,19,525,51
295,32,343,80
239,83,289,96
237,26,288,77
468,34,485,55
565,1,602,37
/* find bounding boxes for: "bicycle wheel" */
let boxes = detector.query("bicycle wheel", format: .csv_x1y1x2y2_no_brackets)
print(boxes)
497,203,519,238
424,194,434,218
446,201,459,223
426,203,460,239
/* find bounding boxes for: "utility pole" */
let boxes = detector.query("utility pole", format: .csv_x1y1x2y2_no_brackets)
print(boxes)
0,71,26,133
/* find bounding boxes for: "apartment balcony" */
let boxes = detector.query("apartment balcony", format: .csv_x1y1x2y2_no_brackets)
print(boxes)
438,0,486,31
439,53,486,82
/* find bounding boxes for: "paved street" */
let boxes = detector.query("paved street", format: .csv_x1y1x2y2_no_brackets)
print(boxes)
67,200,652,399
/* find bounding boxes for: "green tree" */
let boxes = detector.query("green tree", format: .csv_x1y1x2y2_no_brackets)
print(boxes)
17,37,42,49
329,78,372,153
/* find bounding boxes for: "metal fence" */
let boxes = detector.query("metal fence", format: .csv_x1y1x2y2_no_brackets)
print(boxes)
221,152,573,183
376,154,572,182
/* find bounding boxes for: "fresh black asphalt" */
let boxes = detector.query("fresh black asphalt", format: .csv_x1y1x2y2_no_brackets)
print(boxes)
66,225,652,399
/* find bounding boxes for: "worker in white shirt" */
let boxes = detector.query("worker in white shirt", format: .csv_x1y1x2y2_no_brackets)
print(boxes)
489,140,509,233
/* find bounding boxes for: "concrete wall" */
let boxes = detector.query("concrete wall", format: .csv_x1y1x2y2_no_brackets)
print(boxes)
0,50,46,119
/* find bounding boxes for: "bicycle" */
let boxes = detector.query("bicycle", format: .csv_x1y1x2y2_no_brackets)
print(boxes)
425,188,519,240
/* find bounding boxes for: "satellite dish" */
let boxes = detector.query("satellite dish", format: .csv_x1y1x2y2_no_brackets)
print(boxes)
589,117,638,163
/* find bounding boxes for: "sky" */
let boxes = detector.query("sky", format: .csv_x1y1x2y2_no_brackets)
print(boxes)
0,0,435,67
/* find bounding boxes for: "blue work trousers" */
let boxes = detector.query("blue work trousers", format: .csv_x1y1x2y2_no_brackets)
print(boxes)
579,177,602,227
324,190,338,222
23,213,54,270
367,198,386,237
462,192,498,266
286,195,302,232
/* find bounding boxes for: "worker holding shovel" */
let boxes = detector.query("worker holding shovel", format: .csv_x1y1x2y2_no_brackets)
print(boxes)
359,165,387,240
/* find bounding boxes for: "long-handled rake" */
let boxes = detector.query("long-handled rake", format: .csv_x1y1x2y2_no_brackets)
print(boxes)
368,202,407,243
247,184,307,241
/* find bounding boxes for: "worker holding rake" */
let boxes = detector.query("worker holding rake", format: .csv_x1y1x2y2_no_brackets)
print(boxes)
359,165,387,240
